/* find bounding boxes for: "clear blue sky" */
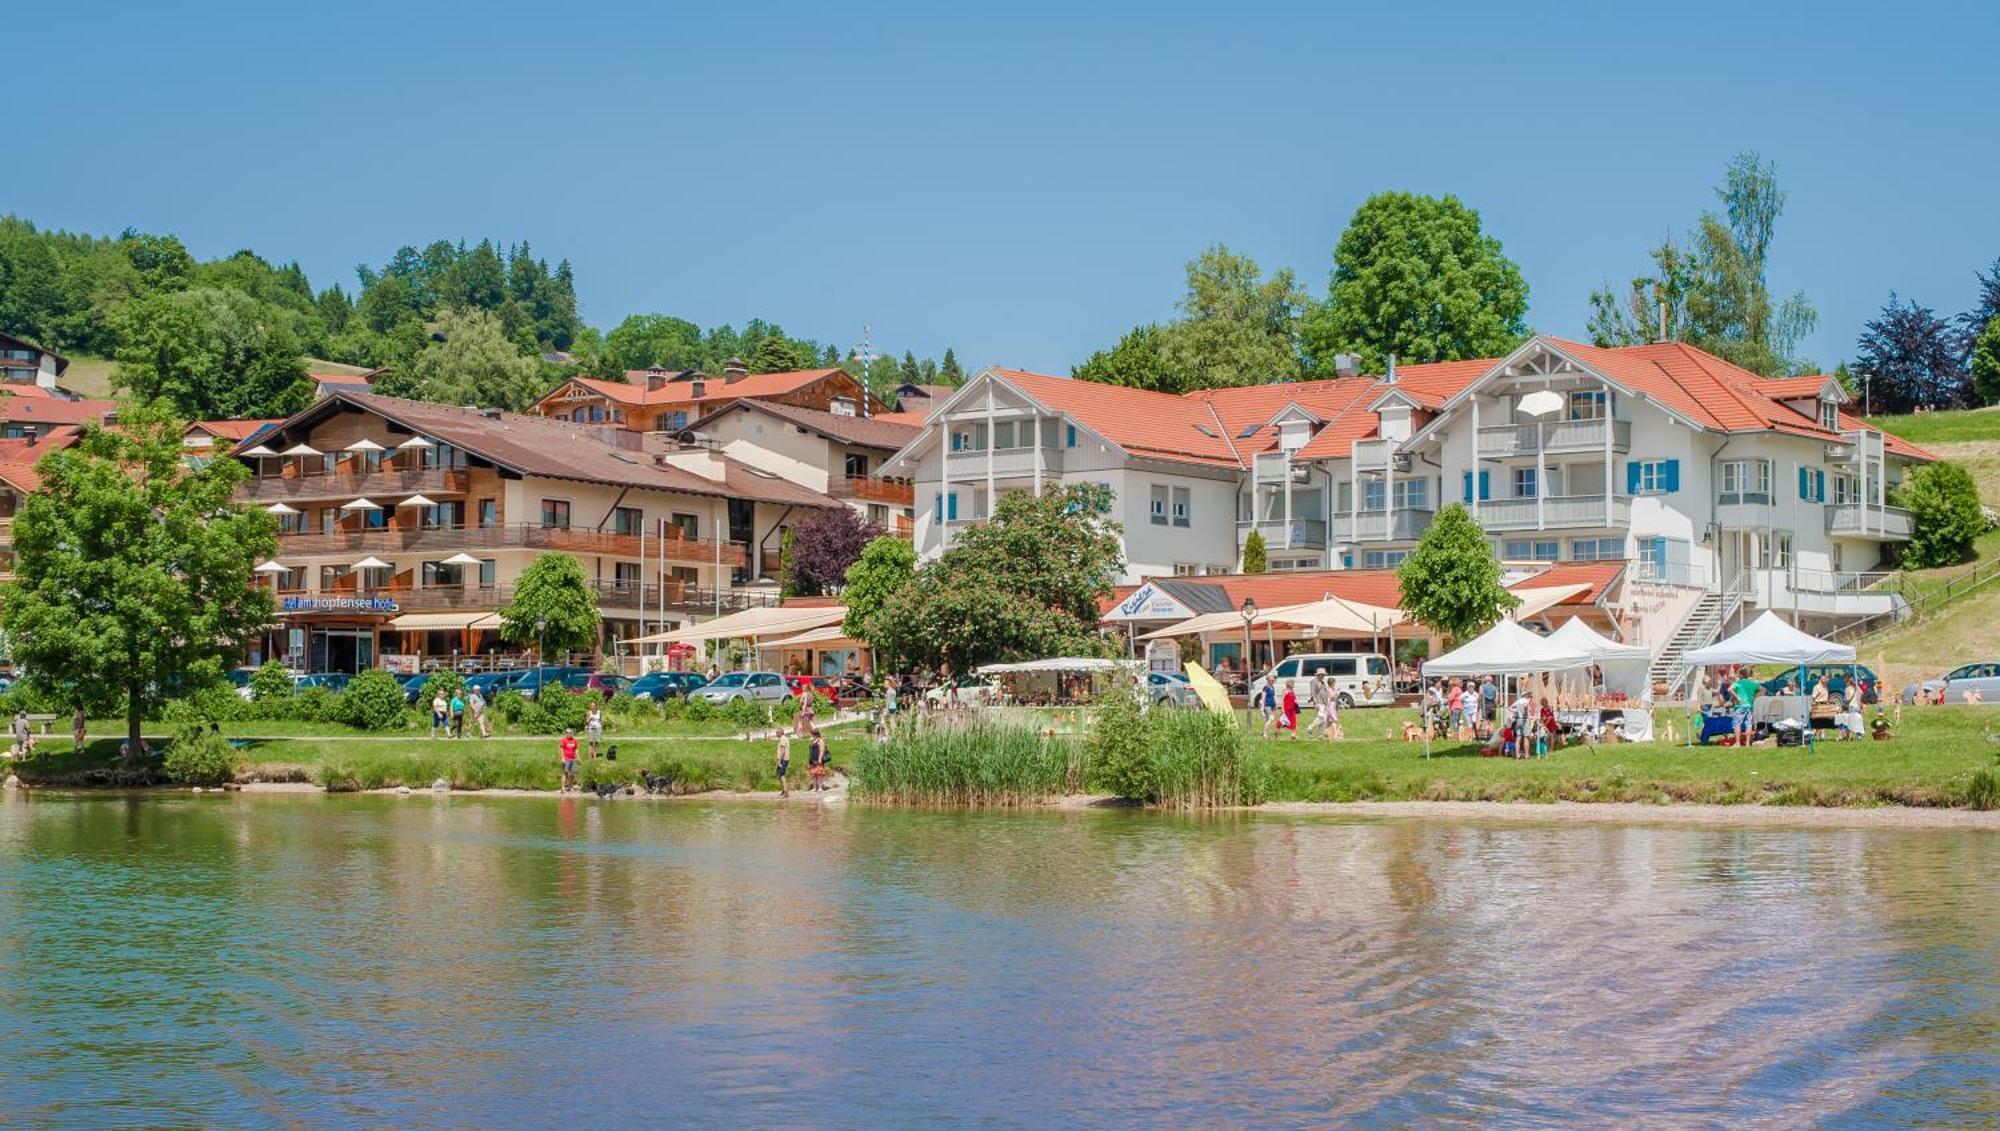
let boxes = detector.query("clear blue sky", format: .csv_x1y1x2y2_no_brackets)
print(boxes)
12,1,1998,374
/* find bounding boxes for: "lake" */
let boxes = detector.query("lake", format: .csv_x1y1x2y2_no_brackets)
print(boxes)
0,792,1994,1128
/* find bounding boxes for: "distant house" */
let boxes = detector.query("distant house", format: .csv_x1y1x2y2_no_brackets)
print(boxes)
0,393,116,439
0,331,68,391
0,427,85,579
891,382,954,412
312,369,384,400
530,358,890,434
184,418,280,465
688,399,920,536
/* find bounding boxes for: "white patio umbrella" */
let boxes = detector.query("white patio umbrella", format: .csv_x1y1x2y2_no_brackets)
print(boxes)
252,560,290,574
340,497,381,511
351,556,391,570
1517,389,1564,417
264,502,300,515
344,438,386,452
396,435,434,449
442,552,483,566
398,494,437,508
240,444,278,457
279,443,321,457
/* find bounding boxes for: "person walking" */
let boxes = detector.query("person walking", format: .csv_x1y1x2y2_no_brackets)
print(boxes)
449,690,466,739
1259,679,1278,738
12,710,33,758
585,702,604,759
1280,680,1301,739
559,728,579,792
430,689,448,739
775,729,792,798
1731,668,1760,744
796,685,816,735
468,686,490,739
1479,676,1498,728
71,706,87,755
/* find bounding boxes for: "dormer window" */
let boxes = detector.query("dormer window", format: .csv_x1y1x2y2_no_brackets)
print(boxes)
1567,390,1609,420
1819,398,1839,431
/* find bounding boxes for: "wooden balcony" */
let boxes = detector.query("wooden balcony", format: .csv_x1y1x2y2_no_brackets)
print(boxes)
829,476,916,506
273,523,747,567
239,467,471,503
275,580,779,617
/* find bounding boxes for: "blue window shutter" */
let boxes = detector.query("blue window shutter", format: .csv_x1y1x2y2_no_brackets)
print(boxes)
1462,471,1473,504
1066,424,1077,448
1798,466,1810,499
1626,461,1641,494
1664,460,1679,493
947,493,958,521
1816,470,1826,500
1479,471,1490,501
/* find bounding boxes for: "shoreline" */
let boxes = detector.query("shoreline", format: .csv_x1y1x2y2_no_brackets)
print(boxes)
205,782,2000,829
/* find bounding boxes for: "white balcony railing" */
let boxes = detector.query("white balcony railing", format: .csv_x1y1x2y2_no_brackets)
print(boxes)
1475,418,1632,458
1472,494,1630,532
1238,517,1328,550
1826,504,1914,540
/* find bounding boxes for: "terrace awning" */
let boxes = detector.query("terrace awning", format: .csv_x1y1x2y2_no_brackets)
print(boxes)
388,611,499,630
1136,610,1258,641
1508,583,1592,621
1254,595,1407,633
630,605,845,645
761,624,856,648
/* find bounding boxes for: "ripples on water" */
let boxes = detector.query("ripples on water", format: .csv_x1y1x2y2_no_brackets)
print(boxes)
0,794,1994,1128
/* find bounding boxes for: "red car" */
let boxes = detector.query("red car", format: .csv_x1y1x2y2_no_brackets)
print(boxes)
786,675,869,705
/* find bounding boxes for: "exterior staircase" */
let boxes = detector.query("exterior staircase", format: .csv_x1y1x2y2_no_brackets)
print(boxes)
1648,579,1749,699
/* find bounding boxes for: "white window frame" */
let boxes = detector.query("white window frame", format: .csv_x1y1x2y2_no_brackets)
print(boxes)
1170,486,1191,528
1149,485,1169,526
1568,389,1608,420
1635,459,1668,494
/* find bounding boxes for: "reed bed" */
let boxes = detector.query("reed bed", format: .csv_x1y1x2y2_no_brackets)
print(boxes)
851,717,1076,806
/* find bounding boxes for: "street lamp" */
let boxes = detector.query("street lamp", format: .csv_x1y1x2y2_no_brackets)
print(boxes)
535,616,548,697
1239,597,1258,726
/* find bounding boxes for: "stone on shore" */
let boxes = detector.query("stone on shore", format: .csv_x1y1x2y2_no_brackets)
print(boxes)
2,774,18,790
431,778,451,793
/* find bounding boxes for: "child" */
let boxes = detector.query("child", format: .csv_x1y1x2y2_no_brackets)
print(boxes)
559,728,579,792
775,730,792,798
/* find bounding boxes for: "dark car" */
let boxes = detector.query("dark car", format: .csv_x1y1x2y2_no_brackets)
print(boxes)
1760,664,1878,699
629,671,708,702
296,672,352,692
400,672,436,704
559,672,628,700
461,672,516,700
502,666,593,699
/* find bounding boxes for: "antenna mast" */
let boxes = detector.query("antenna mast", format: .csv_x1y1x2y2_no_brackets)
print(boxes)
849,325,877,418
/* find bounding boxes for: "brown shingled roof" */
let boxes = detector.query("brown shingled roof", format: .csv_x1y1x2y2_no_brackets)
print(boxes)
690,399,920,451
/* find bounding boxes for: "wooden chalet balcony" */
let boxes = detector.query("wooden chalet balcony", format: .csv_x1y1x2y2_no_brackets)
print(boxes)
239,467,471,503
275,580,778,617
274,523,747,567
829,475,916,506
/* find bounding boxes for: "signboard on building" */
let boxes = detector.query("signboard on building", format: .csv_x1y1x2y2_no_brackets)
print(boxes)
280,595,400,615
1102,582,1196,623
378,653,420,675
1146,639,1182,674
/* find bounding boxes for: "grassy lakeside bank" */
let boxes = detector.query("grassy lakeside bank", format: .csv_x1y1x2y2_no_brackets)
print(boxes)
10,707,1998,810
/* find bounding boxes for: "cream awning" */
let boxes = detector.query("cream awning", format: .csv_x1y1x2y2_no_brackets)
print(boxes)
630,604,845,645
389,611,499,630
1136,609,1260,640
1255,595,1407,633
760,623,857,649
1508,583,1591,621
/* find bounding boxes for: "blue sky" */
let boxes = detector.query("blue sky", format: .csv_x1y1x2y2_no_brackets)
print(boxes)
11,1,1998,374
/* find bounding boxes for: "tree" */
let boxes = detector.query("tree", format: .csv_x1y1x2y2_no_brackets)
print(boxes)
748,333,810,373
499,553,601,661
378,308,548,410
1302,192,1529,373
602,313,704,372
1073,323,1174,392
1396,504,1517,642
111,287,314,419
1956,257,2000,353
0,407,276,759
938,348,966,385
899,351,922,386
1896,462,1985,569
786,508,878,596
1853,294,1968,414
1241,529,1268,573
1156,245,1307,391
1588,152,1817,376
842,536,916,643
1971,318,2000,406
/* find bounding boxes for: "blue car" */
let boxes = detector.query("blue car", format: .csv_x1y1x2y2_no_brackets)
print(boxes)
629,671,709,702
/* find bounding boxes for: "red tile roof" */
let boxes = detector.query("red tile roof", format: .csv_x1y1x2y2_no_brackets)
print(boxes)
990,369,1244,468
1517,561,1625,607
0,428,84,493
0,396,117,426
189,418,281,441
1759,375,1844,401
1543,339,1842,443
555,370,858,410
0,383,55,399
871,410,930,428
690,399,920,452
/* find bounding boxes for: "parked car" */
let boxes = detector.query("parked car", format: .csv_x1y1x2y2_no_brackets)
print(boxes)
1919,663,2000,703
695,671,789,705
559,672,628,700
461,672,517,700
1761,664,1879,699
629,671,709,702
501,666,592,699
1249,653,1396,709
1146,670,1199,707
295,672,352,692
923,675,1003,708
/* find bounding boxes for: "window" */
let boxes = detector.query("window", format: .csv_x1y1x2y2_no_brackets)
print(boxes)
1395,479,1428,509
1571,537,1623,561
1066,424,1077,448
1513,467,1538,498
1833,475,1857,505
1364,481,1386,511
670,512,699,539
1150,485,1169,525
1720,459,1772,503
1638,536,1667,578
1820,399,1839,431
421,561,465,587
1173,563,1199,576
1762,531,1794,569
361,508,388,530
353,449,383,473
1502,539,1560,562
844,452,868,478
320,508,336,534
478,499,498,528
422,443,466,470
1631,459,1678,495
661,411,689,432
1363,550,1410,569
614,562,641,588
993,421,1016,450
1171,487,1191,528
1567,389,1608,420
609,507,642,536
972,490,989,520
541,499,571,529
424,500,465,530
1798,467,1826,503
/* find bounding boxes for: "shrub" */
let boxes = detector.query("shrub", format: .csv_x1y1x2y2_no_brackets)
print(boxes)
1967,769,1999,811
774,694,801,723
655,695,686,721
853,718,1073,805
1897,461,1985,568
1085,690,1155,800
251,660,294,702
161,682,246,725
163,725,236,786
1149,708,1263,808
537,687,596,733
724,696,766,731
343,669,410,731
420,671,464,703
682,695,715,723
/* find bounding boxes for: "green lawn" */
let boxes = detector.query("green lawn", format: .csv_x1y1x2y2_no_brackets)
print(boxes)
1864,406,2000,444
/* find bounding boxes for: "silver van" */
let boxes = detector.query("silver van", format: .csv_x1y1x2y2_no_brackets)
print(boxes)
1249,653,1396,708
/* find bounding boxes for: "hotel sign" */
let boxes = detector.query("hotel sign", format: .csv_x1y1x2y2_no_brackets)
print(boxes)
1103,582,1194,623
280,595,400,615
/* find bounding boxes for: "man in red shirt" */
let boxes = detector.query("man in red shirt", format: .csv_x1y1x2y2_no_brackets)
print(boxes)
559,728,579,793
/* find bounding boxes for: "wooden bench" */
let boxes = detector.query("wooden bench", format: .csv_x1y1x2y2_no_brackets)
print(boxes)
24,713,56,736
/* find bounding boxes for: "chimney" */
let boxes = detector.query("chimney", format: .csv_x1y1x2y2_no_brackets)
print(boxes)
690,380,705,399
1333,353,1361,379
483,408,503,420
1383,353,1399,385
658,443,730,483
646,369,670,392
722,357,748,384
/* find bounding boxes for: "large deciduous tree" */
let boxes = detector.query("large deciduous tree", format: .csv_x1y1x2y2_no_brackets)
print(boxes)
1072,323,1172,392
111,286,314,419
1588,152,1817,376
1302,192,1529,373
1396,504,1517,643
602,313,704,372
376,307,548,411
0,407,276,758
784,508,878,597
1895,462,1985,569
1970,318,2000,407
499,553,601,661
1078,246,1305,393
841,536,916,648
1853,295,1968,414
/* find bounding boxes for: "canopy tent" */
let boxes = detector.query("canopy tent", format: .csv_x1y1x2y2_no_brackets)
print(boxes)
629,604,845,646
1422,619,1594,677
388,611,499,630
1507,583,1592,621
1684,611,1856,666
1254,595,1406,633
761,624,857,649
1546,616,1654,704
240,444,278,457
1136,609,1258,641
976,657,1138,674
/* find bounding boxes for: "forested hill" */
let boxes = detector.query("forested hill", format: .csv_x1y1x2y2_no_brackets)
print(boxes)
0,215,961,419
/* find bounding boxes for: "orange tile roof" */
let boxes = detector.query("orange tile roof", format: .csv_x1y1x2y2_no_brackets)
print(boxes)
990,369,1244,468
871,410,930,428
189,418,281,441
1517,561,1625,606
1759,375,1843,401
0,397,117,426
0,383,56,399
552,370,870,411
1544,339,1843,442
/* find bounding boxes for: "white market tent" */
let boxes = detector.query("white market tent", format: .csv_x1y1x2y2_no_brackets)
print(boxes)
1422,619,1594,677
1136,610,1254,641
1684,611,1856,666
1546,616,1654,713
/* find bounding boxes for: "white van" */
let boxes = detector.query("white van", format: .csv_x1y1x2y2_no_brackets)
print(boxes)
1249,653,1396,708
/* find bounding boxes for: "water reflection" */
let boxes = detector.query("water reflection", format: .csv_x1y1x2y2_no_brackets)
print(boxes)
0,793,1993,1127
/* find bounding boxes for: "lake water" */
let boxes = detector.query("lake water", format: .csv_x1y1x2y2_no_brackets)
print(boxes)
0,793,1994,1128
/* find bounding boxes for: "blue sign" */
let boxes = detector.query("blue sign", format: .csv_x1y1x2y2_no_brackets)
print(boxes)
280,595,400,614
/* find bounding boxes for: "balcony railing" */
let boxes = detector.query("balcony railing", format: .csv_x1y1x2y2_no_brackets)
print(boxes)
1472,494,1631,531
238,466,471,503
1238,517,1328,550
943,446,1063,476
1475,418,1632,458
1826,503,1914,540
273,523,748,567
828,476,916,506
1345,507,1433,542
274,581,779,617
1351,439,1396,472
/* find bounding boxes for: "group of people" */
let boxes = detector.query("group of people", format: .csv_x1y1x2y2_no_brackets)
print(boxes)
429,687,491,740
556,703,608,792
773,726,831,797
1255,673,1344,740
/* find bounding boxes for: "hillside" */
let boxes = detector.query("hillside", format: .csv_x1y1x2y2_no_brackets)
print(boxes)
54,355,371,401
